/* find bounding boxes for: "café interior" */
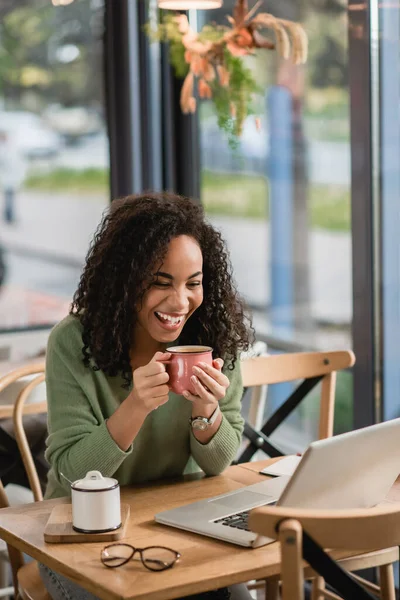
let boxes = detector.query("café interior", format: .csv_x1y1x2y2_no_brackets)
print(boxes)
0,0,400,599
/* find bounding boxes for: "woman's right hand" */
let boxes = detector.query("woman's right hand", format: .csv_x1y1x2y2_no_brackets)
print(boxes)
131,351,171,414
107,351,171,451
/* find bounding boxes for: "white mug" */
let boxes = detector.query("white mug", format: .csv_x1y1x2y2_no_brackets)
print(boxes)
71,470,121,533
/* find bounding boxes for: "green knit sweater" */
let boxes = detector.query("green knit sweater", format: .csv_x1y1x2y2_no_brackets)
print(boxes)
44,315,244,499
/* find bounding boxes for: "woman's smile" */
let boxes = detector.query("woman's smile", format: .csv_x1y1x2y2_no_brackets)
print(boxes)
154,311,187,330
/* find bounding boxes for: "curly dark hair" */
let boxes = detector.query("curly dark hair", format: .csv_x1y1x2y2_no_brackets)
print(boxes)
71,191,253,386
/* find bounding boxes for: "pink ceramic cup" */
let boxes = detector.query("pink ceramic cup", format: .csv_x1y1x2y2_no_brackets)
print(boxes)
165,345,213,395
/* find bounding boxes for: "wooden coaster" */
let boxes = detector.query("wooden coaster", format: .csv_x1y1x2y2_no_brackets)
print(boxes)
44,503,130,544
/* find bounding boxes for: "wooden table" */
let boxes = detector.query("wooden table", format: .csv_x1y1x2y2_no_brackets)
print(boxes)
0,459,399,600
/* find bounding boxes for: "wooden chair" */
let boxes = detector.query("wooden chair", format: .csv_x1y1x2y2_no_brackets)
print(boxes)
0,361,46,502
239,350,356,461
0,362,51,600
240,340,268,431
248,502,400,600
239,350,398,600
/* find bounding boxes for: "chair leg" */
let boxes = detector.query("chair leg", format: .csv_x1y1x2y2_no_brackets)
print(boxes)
265,578,280,599
379,564,396,600
311,577,325,600
0,554,12,600
279,520,304,600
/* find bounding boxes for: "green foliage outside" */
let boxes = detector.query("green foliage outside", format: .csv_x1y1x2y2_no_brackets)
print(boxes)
333,371,354,434
0,1,103,109
25,168,109,192
202,171,351,231
300,370,353,435
202,171,269,219
0,5,52,96
24,167,351,232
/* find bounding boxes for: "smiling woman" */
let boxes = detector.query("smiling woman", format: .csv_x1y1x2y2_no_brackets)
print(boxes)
41,191,254,599
46,193,255,482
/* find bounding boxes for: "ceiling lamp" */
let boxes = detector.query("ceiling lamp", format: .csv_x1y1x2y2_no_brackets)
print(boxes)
158,0,222,9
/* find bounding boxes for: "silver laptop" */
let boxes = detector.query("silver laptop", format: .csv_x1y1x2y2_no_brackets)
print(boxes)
155,418,400,547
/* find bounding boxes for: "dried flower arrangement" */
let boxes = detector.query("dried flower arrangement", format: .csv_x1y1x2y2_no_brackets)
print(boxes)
146,0,308,147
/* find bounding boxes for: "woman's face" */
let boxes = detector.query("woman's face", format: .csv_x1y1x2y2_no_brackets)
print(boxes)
135,235,204,347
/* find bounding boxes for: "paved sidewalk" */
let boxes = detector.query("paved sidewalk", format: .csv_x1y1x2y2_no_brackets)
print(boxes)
0,190,352,343
0,190,107,263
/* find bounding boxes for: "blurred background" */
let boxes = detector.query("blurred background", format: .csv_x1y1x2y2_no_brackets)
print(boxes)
0,0,397,453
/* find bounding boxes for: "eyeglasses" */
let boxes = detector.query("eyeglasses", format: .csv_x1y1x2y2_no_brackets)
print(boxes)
101,543,181,572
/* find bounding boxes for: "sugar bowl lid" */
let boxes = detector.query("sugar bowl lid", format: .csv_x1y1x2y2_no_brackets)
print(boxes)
71,470,119,491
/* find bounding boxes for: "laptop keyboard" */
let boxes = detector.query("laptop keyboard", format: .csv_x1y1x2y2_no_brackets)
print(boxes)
214,503,276,532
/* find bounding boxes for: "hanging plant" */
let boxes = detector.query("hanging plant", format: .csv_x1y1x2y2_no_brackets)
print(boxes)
146,0,308,148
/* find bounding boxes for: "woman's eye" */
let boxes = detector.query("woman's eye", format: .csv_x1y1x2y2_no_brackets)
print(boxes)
188,282,201,288
153,282,170,287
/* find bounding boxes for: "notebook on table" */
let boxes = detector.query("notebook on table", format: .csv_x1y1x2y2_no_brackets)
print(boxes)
259,455,302,477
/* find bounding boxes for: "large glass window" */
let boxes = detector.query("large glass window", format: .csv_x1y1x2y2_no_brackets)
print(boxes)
198,0,353,445
381,2,400,422
0,0,109,341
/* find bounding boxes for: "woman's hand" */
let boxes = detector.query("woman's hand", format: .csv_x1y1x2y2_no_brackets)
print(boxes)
106,351,171,451
183,358,230,410
131,351,171,415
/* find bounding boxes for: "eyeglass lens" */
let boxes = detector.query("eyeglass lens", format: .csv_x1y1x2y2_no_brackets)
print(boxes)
101,543,133,567
141,547,177,571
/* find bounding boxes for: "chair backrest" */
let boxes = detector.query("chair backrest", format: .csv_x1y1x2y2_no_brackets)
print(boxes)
248,502,400,600
240,350,355,441
0,362,46,597
0,361,46,501
240,341,268,430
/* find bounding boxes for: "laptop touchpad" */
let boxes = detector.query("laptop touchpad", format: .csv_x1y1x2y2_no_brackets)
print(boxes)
209,491,273,509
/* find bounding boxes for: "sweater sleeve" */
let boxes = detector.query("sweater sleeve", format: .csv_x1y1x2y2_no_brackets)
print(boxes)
189,359,244,476
45,320,132,495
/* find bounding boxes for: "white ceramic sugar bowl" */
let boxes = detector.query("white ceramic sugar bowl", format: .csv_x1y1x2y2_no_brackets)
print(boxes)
71,470,121,533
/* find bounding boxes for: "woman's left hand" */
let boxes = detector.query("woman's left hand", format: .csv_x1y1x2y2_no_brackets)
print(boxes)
182,358,230,407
